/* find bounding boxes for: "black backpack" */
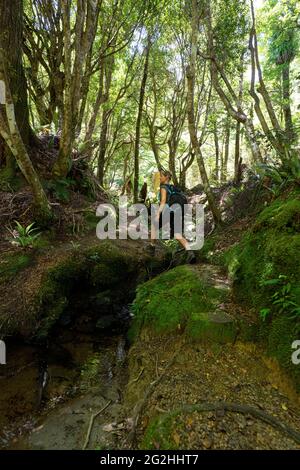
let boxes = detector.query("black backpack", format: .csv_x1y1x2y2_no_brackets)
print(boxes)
161,184,188,207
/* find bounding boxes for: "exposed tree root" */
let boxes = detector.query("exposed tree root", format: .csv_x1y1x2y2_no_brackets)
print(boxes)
164,402,300,445
126,346,184,446
82,400,112,450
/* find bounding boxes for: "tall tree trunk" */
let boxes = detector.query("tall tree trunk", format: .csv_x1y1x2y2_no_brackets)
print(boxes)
53,0,98,178
97,108,110,186
0,72,51,221
168,141,179,186
87,54,114,162
234,120,241,183
249,0,288,160
213,121,220,183
222,116,230,183
187,0,221,225
205,3,262,164
148,122,162,169
0,0,33,179
179,149,195,190
133,36,151,203
282,65,295,143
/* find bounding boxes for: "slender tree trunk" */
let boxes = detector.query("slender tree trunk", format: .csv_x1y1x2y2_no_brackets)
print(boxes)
179,149,195,190
234,120,241,183
0,73,51,221
187,0,221,225
168,141,179,186
249,0,289,160
97,108,110,186
0,0,33,179
53,0,98,177
222,116,230,183
282,65,295,143
148,122,162,169
213,121,220,183
87,54,114,162
133,36,151,203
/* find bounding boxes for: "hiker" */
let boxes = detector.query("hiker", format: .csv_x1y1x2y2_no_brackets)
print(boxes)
148,169,196,263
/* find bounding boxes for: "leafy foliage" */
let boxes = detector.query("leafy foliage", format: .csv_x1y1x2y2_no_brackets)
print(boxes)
7,221,41,248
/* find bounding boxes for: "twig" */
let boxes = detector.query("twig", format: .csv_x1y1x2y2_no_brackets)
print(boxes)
128,367,144,386
82,400,112,450
155,353,159,379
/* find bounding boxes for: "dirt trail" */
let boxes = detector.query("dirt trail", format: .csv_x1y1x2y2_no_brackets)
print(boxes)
1,242,299,450
119,263,300,450
122,326,300,450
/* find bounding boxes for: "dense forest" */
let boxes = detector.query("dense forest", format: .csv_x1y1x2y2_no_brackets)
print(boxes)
0,0,300,455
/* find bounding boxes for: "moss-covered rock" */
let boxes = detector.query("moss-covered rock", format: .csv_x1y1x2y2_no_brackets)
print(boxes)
222,190,300,300
219,188,300,389
33,242,147,339
129,265,238,344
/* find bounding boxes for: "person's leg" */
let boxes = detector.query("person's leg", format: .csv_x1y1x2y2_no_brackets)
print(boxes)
150,222,157,246
174,233,189,249
148,212,162,252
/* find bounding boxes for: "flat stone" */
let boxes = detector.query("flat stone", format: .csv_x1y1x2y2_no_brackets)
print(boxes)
186,310,238,344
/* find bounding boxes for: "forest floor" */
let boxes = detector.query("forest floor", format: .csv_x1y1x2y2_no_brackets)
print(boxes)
121,324,300,450
1,174,299,450
1,258,299,450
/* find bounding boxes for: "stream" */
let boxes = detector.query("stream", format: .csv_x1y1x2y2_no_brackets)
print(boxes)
0,307,131,450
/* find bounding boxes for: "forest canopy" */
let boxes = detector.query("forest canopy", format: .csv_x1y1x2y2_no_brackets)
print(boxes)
0,0,299,222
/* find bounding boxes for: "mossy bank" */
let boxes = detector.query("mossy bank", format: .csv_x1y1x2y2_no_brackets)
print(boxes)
208,187,300,389
0,238,169,340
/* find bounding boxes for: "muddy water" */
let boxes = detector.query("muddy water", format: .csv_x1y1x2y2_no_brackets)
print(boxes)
0,321,130,449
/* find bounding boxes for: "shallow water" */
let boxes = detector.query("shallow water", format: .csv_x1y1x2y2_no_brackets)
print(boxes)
0,317,130,449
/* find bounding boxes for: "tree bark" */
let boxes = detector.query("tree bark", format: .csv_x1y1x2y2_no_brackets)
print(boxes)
222,115,230,183
0,0,33,178
204,2,262,164
0,70,51,221
133,36,151,203
234,120,241,183
53,0,99,178
187,0,221,225
249,0,289,159
213,121,220,183
282,65,295,143
97,108,110,186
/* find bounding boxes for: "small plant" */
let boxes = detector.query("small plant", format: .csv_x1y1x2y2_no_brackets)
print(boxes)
45,177,75,202
7,221,41,248
259,307,271,322
70,241,81,250
259,274,300,321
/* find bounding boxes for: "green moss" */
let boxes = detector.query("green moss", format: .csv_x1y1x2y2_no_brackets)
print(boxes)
219,189,300,389
0,251,33,283
140,412,181,450
33,242,144,339
197,236,218,262
221,194,300,309
254,197,300,231
129,265,233,342
35,257,86,339
186,310,238,343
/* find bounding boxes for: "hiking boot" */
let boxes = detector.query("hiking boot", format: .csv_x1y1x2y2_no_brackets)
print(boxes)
185,250,196,264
